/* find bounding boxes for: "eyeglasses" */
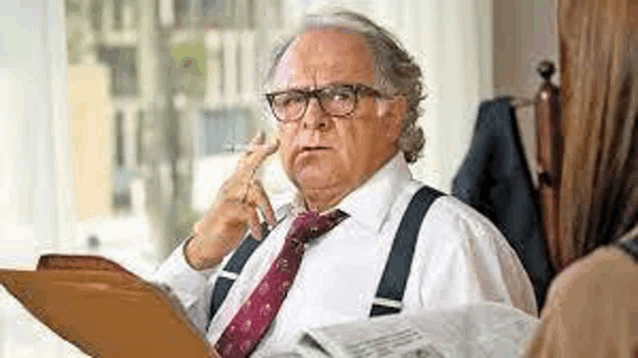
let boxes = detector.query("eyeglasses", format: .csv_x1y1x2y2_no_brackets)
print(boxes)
265,83,385,122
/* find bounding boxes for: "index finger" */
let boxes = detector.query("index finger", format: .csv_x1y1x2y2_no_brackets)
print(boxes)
238,133,280,177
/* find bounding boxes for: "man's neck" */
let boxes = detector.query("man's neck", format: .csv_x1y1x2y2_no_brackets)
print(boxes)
302,186,350,213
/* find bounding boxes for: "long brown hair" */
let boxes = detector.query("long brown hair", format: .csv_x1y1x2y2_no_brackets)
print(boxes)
557,0,638,269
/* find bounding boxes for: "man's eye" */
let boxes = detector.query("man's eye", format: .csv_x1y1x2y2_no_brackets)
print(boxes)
276,93,305,106
324,88,354,101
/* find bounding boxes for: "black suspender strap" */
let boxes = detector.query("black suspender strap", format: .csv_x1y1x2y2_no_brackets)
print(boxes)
208,235,263,323
616,236,638,263
369,185,444,317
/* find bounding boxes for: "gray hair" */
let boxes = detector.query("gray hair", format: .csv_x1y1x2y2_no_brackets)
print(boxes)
265,10,426,163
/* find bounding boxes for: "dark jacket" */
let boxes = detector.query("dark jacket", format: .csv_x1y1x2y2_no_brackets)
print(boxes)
452,97,554,310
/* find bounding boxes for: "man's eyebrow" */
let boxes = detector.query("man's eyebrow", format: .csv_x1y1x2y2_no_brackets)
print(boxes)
284,81,358,91
269,82,359,93
318,82,358,88
269,85,312,93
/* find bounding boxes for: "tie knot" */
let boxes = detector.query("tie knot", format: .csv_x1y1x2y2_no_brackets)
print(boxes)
290,210,348,243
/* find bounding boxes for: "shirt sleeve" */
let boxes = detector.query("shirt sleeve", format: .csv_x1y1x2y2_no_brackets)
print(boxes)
416,198,538,317
150,237,222,332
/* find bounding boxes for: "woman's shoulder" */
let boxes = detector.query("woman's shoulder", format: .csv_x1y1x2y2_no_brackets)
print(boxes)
548,246,637,304
526,243,638,357
539,244,638,329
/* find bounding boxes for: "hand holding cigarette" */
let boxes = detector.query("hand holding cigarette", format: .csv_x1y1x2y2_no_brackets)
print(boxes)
185,131,280,270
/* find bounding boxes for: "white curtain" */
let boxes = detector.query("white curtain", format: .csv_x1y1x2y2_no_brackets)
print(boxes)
0,0,78,356
0,0,76,266
285,0,494,192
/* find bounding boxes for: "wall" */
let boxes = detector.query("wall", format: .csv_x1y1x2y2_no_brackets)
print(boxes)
493,0,559,185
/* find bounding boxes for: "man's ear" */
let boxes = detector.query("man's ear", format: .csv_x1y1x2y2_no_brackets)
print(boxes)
377,96,407,142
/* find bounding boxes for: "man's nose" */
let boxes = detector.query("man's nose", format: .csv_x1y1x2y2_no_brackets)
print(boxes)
300,97,329,130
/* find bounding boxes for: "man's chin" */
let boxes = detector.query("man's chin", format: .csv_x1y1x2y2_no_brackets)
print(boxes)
293,170,341,192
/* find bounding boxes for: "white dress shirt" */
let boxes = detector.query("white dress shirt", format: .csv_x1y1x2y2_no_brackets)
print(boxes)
153,154,537,356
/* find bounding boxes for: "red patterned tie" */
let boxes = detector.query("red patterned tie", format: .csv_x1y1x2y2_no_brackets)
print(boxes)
214,210,348,357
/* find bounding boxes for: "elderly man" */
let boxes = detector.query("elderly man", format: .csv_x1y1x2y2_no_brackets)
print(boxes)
154,10,536,357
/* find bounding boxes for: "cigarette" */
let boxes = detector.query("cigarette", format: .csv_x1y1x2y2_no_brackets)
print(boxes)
223,134,280,153
223,144,252,153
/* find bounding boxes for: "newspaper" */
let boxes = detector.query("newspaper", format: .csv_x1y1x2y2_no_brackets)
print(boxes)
268,302,538,358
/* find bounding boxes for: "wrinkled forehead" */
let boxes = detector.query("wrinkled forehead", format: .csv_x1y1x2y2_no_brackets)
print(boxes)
271,29,376,92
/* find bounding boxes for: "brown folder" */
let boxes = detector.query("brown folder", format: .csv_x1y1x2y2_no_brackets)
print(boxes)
0,254,218,357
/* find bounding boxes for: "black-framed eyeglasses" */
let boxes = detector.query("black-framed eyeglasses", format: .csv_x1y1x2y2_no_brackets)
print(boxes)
265,83,386,122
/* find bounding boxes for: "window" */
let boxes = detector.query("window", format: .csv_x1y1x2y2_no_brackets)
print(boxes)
236,44,242,95
66,0,81,15
113,0,123,30
90,0,103,31
115,110,125,168
136,109,144,166
112,167,134,212
202,0,254,29
200,108,250,156
99,46,138,97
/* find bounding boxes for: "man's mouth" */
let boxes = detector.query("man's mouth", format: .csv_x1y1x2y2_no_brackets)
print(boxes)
301,146,330,152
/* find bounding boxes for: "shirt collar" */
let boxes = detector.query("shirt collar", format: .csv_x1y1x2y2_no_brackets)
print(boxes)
290,153,412,233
